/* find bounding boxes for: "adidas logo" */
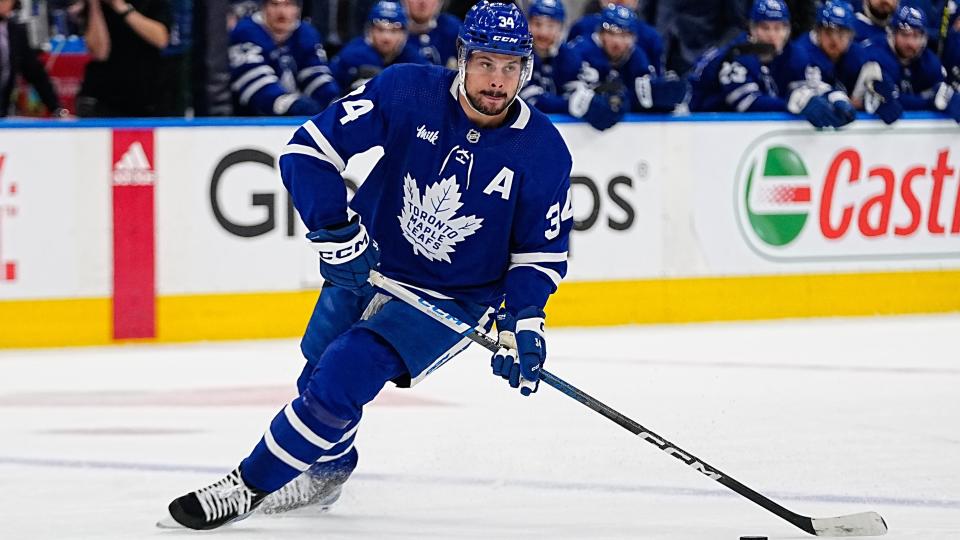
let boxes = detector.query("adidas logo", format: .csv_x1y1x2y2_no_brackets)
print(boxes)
113,142,157,186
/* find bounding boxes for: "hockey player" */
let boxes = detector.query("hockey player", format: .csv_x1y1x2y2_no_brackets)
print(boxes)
861,4,960,123
329,1,429,92
795,0,864,124
564,4,687,131
162,1,573,530
567,0,667,75
688,0,845,128
404,0,462,69
229,0,340,116
518,0,580,113
854,0,898,44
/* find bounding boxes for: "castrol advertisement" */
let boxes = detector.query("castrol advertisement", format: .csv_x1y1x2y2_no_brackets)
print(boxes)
692,122,960,274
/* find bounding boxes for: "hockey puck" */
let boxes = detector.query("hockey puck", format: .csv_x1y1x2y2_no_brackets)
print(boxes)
739,536,768,540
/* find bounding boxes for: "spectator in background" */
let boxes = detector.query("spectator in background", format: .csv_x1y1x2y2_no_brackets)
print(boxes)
78,0,171,116
860,4,960,123
404,0,461,69
329,1,428,92
229,0,340,116
642,0,748,76
301,0,378,55
795,0,861,123
0,0,67,117
854,0,898,43
688,0,846,128
519,0,580,112
568,0,666,74
564,4,687,130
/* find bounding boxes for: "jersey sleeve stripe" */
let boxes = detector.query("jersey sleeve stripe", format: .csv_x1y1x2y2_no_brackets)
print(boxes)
725,82,759,105
303,74,335,97
510,251,568,264
231,65,275,91
263,429,310,472
303,120,346,171
736,93,758,112
280,144,342,169
298,66,330,82
508,263,562,287
239,75,280,104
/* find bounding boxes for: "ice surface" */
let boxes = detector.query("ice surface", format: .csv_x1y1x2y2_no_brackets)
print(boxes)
1,314,958,539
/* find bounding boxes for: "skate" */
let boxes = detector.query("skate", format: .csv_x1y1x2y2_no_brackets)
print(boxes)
260,447,358,515
158,468,267,530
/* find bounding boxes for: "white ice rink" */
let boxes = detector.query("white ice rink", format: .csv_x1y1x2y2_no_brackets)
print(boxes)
1,314,958,540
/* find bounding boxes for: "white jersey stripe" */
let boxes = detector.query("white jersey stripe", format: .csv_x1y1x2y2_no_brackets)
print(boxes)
232,65,275,91
304,120,346,171
510,251,568,264
508,263,562,287
280,144,340,169
264,429,310,472
239,75,279,105
283,404,359,451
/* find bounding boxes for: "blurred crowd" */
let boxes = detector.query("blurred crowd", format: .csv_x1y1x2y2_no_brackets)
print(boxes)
0,0,957,127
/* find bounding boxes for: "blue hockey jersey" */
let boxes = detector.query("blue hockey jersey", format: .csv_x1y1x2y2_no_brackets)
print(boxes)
229,14,340,115
279,65,573,311
795,31,868,96
863,36,947,110
519,44,581,114
852,11,887,44
329,36,431,93
688,33,812,112
944,30,960,88
566,13,666,75
565,34,657,112
409,13,461,69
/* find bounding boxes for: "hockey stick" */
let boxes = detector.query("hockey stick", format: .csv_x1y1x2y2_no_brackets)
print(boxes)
368,270,888,537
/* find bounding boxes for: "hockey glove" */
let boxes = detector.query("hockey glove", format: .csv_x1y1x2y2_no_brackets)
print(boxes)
306,216,379,296
568,83,625,131
934,83,960,123
867,77,902,125
828,91,857,127
286,96,323,117
788,87,840,128
490,307,547,396
636,74,688,110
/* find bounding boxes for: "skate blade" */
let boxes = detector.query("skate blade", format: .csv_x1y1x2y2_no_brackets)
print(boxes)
155,513,185,529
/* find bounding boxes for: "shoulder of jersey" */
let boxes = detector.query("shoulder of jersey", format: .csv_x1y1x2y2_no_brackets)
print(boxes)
519,103,571,163
230,16,269,43
291,21,323,47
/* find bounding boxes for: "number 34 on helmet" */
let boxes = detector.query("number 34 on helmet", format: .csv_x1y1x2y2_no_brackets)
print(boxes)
457,0,535,88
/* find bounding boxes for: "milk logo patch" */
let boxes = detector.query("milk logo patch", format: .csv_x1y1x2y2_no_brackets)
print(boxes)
399,174,483,263
417,124,439,145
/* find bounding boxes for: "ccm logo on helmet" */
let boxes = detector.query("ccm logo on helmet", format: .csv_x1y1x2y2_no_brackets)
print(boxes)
492,35,520,43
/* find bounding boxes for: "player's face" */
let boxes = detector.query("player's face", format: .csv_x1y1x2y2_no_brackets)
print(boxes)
817,27,854,62
751,21,790,53
370,23,406,57
404,0,439,24
463,51,524,116
599,29,636,63
867,0,897,19
263,0,300,37
530,16,563,54
0,0,14,19
893,28,927,61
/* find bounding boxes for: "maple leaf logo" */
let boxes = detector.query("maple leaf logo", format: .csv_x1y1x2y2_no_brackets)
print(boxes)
398,173,483,263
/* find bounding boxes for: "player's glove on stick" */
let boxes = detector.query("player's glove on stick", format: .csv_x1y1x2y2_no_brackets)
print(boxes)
827,91,857,127
306,216,379,295
568,83,625,131
491,307,547,396
935,83,960,123
788,86,840,128
866,77,903,124
636,74,688,110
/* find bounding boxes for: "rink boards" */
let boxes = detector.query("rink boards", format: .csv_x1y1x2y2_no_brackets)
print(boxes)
1,113,959,346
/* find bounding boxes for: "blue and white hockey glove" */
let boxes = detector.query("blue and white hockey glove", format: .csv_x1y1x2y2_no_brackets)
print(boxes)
827,91,857,127
788,87,840,128
568,83,625,131
491,307,547,396
934,83,960,124
306,216,379,296
867,77,902,125
636,74,688,110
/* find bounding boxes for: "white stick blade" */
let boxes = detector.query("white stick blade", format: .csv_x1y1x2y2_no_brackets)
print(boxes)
812,511,888,536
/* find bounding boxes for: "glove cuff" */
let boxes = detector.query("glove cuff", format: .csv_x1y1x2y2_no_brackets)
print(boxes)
636,75,654,109
568,84,594,118
934,83,956,112
306,217,371,264
787,86,816,114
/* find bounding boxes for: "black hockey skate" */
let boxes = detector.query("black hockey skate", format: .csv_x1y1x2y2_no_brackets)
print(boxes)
160,468,267,530
260,447,358,515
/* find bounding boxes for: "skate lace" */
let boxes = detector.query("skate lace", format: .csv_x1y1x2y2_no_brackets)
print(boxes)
196,471,254,522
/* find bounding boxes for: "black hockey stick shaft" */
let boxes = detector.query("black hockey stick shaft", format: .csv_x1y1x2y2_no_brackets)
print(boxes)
368,271,885,537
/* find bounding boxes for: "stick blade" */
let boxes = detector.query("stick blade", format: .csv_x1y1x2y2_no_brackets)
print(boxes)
811,511,888,536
